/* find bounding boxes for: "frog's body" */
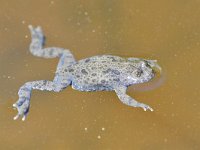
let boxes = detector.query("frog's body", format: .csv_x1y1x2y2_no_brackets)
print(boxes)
13,25,161,121
68,55,154,91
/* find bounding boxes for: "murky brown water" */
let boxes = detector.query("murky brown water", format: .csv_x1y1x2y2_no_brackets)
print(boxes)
0,0,200,149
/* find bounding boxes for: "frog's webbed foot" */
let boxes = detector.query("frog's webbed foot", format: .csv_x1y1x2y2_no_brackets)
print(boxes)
28,25,44,42
13,85,31,121
136,102,153,111
115,86,153,111
13,97,30,121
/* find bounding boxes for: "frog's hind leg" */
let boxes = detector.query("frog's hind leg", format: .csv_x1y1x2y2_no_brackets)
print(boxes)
114,85,153,111
13,78,70,121
13,59,73,121
28,25,75,65
13,25,76,121
13,56,73,121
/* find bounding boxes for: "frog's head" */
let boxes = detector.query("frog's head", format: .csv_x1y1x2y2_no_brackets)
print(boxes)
128,58,162,84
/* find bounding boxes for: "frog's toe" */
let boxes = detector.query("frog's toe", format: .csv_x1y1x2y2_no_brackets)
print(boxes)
13,113,20,120
138,103,154,112
28,25,39,32
22,115,26,121
13,98,30,121
28,25,44,39
13,113,27,121
35,26,42,32
28,25,33,31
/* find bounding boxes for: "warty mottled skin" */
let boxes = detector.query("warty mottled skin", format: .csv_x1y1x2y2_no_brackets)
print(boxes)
13,25,162,121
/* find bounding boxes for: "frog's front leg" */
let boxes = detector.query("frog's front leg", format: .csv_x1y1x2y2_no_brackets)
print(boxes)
114,86,153,111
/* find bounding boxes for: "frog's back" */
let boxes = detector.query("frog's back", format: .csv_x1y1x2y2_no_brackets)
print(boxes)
78,55,124,63
69,55,127,91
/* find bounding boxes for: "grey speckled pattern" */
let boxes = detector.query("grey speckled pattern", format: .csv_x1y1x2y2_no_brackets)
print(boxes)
13,25,162,121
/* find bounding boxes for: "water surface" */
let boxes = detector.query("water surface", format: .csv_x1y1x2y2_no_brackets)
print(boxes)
0,0,200,150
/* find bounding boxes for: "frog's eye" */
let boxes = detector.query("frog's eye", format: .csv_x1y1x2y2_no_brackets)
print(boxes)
145,61,152,68
146,60,162,72
140,60,152,68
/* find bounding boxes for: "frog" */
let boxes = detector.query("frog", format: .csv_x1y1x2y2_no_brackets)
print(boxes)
12,25,162,121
